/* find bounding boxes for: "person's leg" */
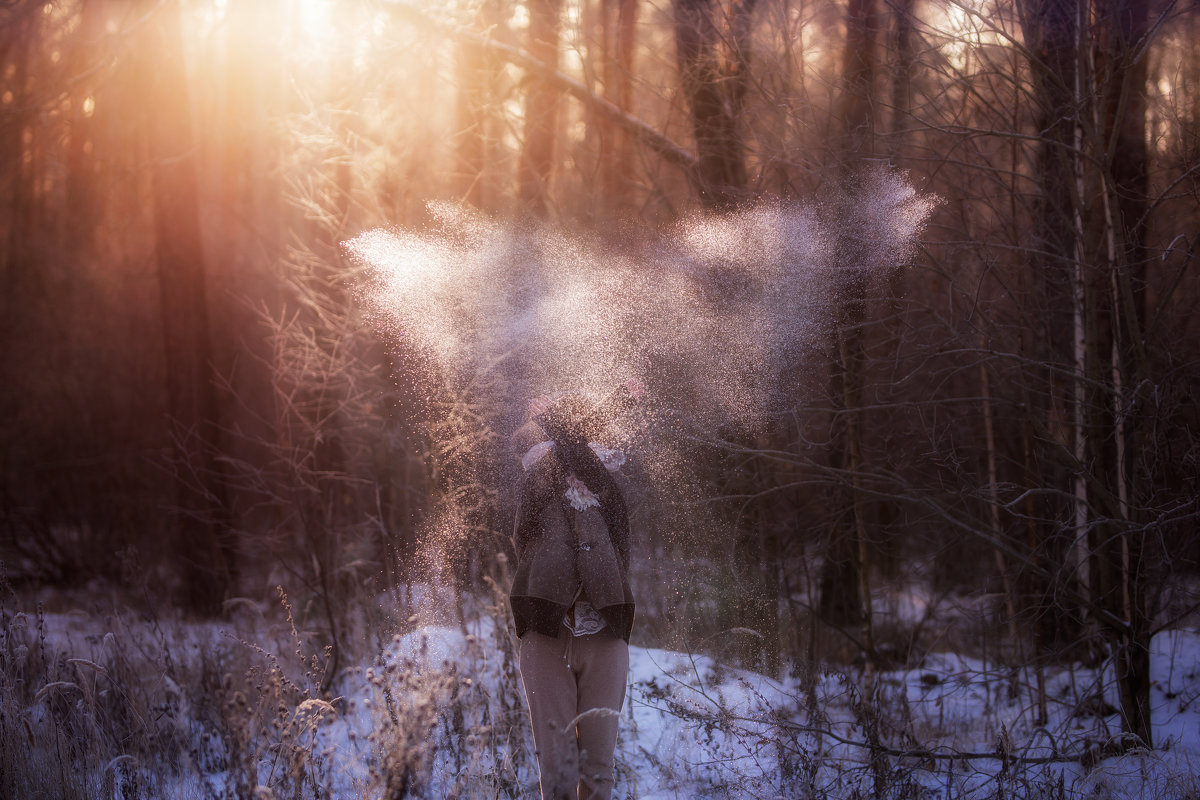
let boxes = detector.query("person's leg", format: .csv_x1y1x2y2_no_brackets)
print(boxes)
520,631,579,800
572,633,629,800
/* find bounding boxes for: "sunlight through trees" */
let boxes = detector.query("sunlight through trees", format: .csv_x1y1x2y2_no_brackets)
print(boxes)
1,1,1198,790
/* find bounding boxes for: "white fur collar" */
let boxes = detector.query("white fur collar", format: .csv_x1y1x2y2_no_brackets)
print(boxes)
520,440,627,473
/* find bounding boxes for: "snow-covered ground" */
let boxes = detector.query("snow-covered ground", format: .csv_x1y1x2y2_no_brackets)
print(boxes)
5,595,1199,799
362,616,1200,799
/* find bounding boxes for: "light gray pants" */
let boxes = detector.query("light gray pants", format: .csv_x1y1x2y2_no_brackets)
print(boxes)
519,629,629,800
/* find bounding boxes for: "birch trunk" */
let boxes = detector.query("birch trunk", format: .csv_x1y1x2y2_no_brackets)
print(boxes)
1070,0,1090,604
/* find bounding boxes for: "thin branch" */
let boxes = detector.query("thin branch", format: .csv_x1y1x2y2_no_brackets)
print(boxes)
388,3,699,181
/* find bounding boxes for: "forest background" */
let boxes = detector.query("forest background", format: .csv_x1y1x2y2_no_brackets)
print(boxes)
1,0,1199,790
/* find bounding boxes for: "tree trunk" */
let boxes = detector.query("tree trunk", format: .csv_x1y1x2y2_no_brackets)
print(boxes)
0,5,40,456
144,0,236,616
598,0,639,208
456,0,505,210
1018,0,1088,654
818,0,879,657
1021,0,1154,746
66,0,104,249
981,361,1022,658
1090,0,1153,747
888,0,915,161
1098,0,1149,332
671,0,754,209
839,0,879,162
517,0,564,216
2,6,39,312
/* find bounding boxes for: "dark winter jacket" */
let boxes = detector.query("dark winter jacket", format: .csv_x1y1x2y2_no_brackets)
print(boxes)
508,416,635,643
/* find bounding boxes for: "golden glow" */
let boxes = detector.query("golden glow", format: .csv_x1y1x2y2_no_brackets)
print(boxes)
510,4,529,30
927,0,992,73
296,0,336,53
82,96,95,117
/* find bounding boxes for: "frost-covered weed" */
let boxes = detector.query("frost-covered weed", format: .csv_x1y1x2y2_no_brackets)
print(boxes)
4,576,1199,800
0,585,343,800
358,576,533,799
0,599,186,799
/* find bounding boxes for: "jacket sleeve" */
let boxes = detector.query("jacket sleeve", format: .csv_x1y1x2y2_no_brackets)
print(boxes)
513,455,557,557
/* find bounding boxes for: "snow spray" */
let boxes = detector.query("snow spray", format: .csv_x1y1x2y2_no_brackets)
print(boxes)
343,168,935,617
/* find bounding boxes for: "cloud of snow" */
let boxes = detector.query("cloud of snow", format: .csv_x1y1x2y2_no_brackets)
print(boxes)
345,169,935,435
343,169,936,605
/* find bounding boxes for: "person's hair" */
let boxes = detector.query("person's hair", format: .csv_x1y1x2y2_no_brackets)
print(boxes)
536,393,599,441
534,394,630,556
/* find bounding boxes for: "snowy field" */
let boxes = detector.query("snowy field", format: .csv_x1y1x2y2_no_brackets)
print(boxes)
3,590,1199,799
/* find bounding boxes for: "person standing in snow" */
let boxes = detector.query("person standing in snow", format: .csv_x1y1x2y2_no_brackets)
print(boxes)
508,381,641,800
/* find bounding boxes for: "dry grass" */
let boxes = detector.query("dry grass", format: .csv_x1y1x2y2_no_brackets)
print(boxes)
0,575,533,800
5,573,1200,800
